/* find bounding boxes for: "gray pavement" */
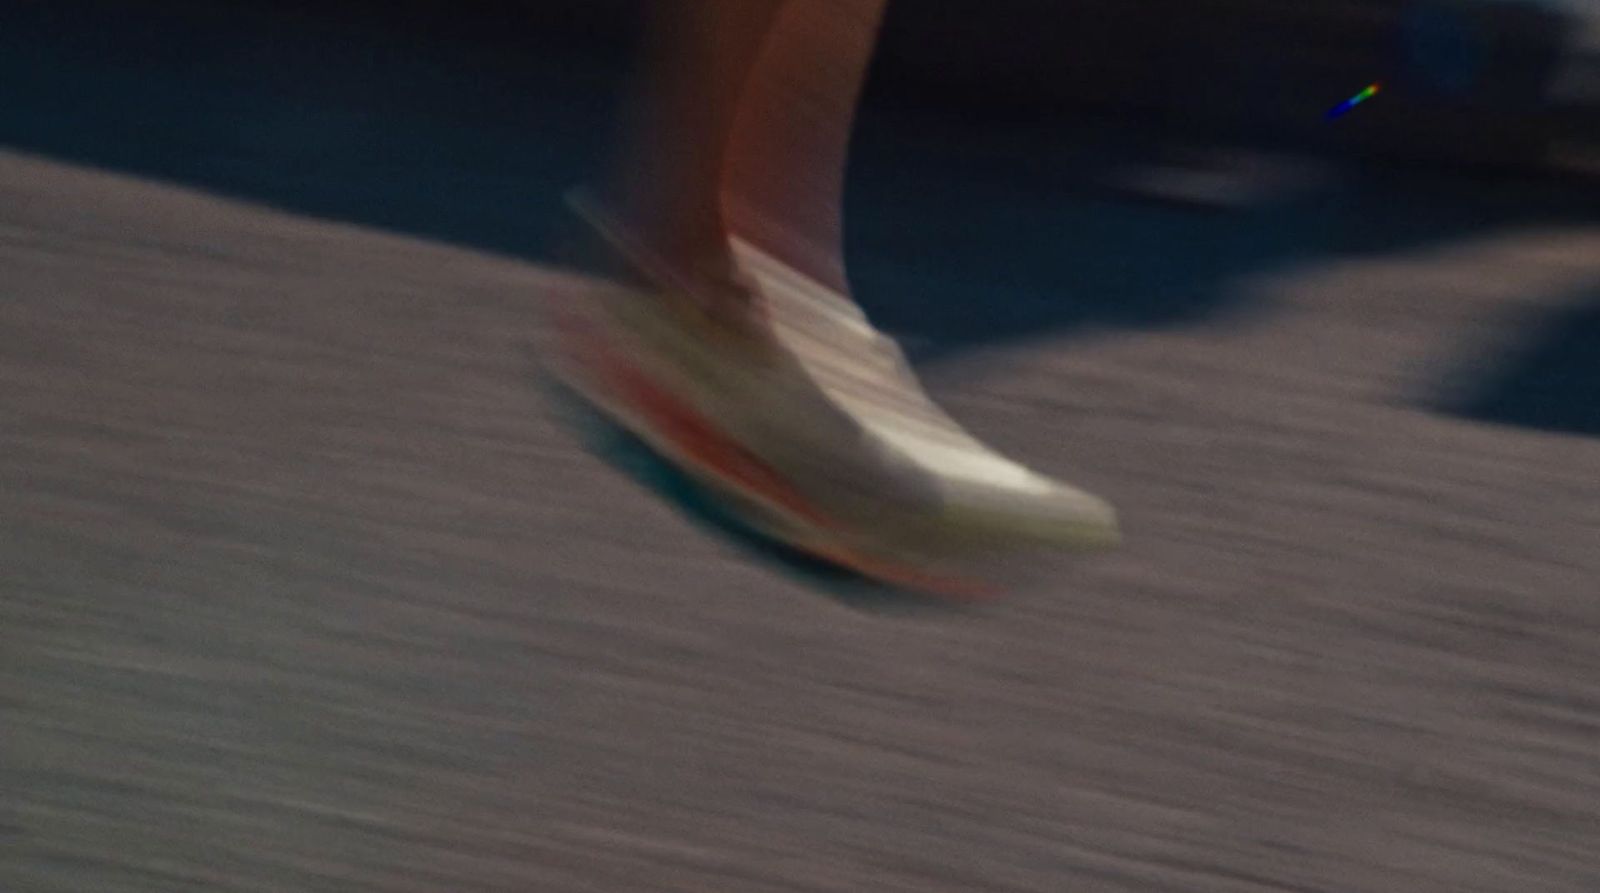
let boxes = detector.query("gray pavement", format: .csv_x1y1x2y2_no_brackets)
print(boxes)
3,139,1599,893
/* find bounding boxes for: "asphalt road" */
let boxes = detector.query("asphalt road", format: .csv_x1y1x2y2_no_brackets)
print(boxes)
3,128,1600,893
5,7,1600,891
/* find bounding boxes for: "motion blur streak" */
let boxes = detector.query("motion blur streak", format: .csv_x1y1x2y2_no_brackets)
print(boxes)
4,2,1600,892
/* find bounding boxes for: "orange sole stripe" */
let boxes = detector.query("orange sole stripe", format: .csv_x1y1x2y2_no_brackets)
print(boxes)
558,313,998,600
575,326,836,532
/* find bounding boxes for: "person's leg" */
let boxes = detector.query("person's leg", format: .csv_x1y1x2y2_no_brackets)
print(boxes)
721,0,889,296
604,0,784,281
604,0,888,301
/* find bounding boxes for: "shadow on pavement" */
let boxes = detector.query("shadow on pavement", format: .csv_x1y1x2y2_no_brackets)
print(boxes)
4,0,1597,437
1437,290,1600,437
842,120,1599,363
0,0,628,262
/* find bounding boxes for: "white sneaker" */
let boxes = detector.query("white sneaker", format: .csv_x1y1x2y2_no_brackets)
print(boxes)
547,194,1117,595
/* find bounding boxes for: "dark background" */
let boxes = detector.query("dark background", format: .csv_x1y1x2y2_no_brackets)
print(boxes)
5,0,1594,183
6,0,1597,427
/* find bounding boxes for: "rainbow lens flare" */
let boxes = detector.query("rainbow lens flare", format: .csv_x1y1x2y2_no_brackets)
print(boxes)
1327,83,1381,119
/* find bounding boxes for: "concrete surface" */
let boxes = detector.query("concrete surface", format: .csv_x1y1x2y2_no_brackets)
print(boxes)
2,140,1599,892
